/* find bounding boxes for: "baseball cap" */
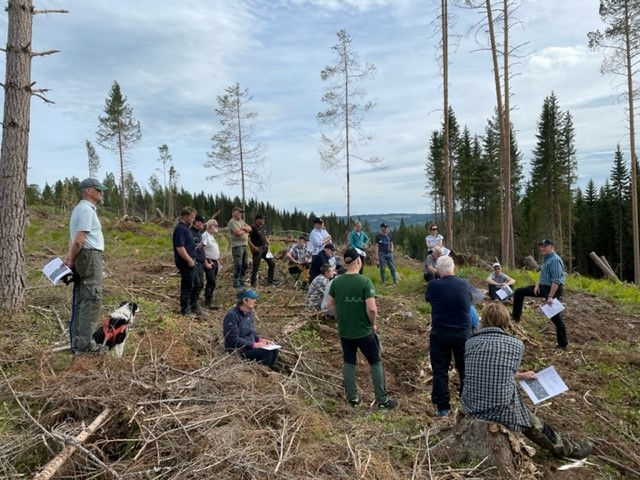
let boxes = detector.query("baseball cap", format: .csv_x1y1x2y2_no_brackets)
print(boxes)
343,248,360,264
79,178,107,191
538,239,554,246
313,217,324,224
380,222,389,228
236,289,259,300
194,214,205,222
232,206,245,213
324,243,335,250
255,213,265,220
492,262,501,268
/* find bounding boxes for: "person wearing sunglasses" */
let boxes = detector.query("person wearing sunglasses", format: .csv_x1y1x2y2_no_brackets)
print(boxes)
487,262,515,300
425,224,443,254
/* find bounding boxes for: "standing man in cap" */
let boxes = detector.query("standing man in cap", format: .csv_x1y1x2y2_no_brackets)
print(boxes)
375,223,397,284
173,207,197,315
512,239,568,349
249,213,277,287
64,178,109,354
326,248,398,410
190,213,207,314
309,217,332,258
228,206,252,289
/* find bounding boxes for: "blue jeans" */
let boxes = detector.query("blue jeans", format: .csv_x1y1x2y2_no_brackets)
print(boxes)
378,253,397,283
429,327,470,411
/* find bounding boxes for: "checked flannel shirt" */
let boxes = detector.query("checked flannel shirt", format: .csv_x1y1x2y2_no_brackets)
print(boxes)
461,327,532,432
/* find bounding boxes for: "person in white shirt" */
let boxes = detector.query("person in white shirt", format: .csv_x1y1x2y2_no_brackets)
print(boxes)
201,219,221,309
425,224,444,253
309,217,332,257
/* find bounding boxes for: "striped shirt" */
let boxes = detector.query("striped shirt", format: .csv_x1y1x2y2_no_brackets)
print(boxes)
461,327,531,432
539,251,565,286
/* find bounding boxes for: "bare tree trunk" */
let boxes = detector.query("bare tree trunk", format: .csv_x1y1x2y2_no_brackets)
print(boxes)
442,0,454,249
0,0,33,313
624,0,640,285
502,0,515,268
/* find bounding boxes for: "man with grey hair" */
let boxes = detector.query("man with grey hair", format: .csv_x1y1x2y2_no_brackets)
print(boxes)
64,178,109,355
424,255,472,417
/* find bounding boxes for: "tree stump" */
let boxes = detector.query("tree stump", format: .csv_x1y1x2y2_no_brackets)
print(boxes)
523,255,540,271
432,415,531,478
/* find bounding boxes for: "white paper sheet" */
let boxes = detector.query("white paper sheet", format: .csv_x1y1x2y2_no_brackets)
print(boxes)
540,298,565,318
519,365,568,405
42,257,72,285
496,285,513,300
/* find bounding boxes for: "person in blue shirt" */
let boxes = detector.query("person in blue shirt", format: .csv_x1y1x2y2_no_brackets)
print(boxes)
512,239,567,348
374,223,397,284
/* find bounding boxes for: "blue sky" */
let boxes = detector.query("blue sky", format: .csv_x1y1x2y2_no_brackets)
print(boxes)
0,0,629,215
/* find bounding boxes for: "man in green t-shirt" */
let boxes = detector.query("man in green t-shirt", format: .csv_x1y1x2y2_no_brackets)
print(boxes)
228,206,252,288
327,248,398,410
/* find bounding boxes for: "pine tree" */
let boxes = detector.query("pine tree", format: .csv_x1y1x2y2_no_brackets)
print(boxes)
86,140,100,178
205,83,266,211
96,81,142,215
318,29,381,228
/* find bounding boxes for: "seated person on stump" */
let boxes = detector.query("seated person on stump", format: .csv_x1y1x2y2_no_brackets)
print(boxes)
222,289,278,369
285,235,311,287
423,246,443,282
461,301,593,459
486,262,515,300
305,263,336,313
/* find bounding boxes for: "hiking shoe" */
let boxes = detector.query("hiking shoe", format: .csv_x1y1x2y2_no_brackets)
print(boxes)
378,399,398,410
207,304,221,310
349,398,362,407
436,408,450,417
567,441,593,459
76,344,109,355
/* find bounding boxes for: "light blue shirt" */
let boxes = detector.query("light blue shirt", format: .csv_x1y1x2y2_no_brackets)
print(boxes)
539,251,564,286
69,200,104,251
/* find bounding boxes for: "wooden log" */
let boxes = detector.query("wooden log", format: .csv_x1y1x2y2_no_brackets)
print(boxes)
523,255,539,271
33,407,111,480
589,252,620,283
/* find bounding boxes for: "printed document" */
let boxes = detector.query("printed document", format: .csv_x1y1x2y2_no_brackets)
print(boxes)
42,257,72,285
496,285,513,300
519,365,568,405
259,343,281,351
540,298,565,318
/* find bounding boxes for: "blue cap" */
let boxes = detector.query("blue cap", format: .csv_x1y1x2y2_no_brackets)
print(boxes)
237,289,259,300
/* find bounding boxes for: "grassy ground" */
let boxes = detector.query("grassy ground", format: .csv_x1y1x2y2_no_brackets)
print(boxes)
1,207,639,479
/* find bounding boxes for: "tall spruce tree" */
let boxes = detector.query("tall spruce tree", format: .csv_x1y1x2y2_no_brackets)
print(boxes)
96,81,142,215
205,83,266,211
588,0,640,284
608,145,632,277
528,93,577,253
86,140,100,178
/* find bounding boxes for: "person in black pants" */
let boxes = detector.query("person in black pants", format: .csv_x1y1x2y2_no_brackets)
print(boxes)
249,213,277,287
512,239,568,349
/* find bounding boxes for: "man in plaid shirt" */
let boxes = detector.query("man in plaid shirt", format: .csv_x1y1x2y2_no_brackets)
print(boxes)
461,302,593,459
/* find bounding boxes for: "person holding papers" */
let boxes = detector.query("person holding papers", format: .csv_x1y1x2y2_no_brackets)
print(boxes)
462,302,593,459
512,239,568,349
223,289,278,369
486,262,515,300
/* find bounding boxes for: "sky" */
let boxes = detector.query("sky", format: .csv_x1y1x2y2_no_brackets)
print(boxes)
0,0,630,216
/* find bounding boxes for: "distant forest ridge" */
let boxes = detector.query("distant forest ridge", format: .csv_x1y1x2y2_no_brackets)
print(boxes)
343,213,435,229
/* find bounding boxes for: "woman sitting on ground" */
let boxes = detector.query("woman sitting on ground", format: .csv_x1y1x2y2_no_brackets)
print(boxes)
222,289,278,369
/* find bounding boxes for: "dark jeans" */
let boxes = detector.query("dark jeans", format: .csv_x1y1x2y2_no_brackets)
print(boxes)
204,259,218,304
424,271,439,282
193,261,204,306
251,246,275,285
378,252,397,283
240,347,278,369
429,327,471,410
341,333,381,365
176,259,196,314
512,284,567,347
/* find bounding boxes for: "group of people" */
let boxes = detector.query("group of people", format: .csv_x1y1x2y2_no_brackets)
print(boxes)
423,241,589,458
65,181,589,459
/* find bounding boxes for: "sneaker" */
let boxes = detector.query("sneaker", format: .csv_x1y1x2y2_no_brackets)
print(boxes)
567,440,593,459
207,304,221,310
349,398,362,407
436,408,450,417
76,344,108,355
377,398,398,410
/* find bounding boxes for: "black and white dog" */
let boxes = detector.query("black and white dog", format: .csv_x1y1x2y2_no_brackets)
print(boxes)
92,302,139,358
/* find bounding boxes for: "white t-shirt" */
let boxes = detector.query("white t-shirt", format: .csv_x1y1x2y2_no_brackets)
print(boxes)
201,232,220,260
